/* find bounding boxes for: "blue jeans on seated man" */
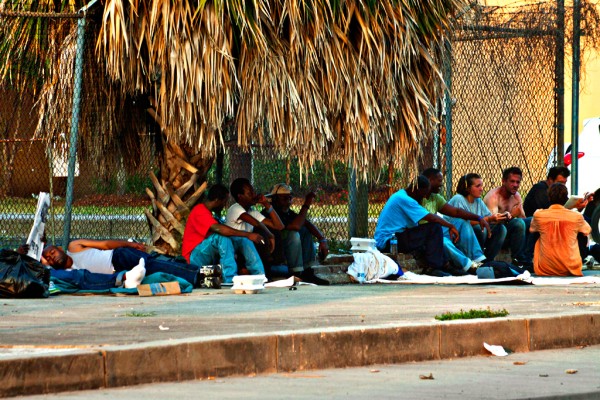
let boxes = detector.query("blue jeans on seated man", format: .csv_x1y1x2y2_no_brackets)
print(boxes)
472,218,527,262
443,218,486,272
473,223,506,261
189,234,264,284
112,247,199,286
393,223,447,270
275,226,316,275
504,217,528,262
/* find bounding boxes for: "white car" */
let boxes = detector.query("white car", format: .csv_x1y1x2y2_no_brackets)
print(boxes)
548,117,600,195
547,117,600,242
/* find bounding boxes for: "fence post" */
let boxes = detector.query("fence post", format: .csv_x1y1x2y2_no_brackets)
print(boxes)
348,166,368,238
62,14,86,246
555,0,565,167
443,39,454,198
570,0,581,194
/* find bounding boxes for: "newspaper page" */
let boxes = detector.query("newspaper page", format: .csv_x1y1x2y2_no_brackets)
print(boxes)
26,192,50,261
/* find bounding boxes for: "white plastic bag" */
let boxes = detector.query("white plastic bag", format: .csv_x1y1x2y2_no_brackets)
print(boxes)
347,249,401,283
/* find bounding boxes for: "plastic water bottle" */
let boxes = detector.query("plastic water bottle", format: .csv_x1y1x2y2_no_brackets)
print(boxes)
390,235,398,256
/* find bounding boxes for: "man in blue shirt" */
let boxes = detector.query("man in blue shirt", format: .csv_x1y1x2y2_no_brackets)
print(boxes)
421,168,490,274
374,175,459,276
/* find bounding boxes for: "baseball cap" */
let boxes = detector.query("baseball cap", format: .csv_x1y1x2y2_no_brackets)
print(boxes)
266,183,293,197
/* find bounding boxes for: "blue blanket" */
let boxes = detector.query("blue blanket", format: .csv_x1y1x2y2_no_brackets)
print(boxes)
50,272,193,295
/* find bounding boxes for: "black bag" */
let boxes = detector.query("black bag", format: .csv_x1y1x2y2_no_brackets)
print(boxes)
0,249,49,298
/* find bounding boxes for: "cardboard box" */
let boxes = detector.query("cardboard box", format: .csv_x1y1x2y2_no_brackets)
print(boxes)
137,281,181,297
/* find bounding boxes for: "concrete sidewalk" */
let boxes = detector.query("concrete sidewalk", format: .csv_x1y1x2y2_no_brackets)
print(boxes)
1,281,600,397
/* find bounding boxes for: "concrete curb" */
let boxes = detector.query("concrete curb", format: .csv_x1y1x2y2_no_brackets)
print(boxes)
2,313,599,397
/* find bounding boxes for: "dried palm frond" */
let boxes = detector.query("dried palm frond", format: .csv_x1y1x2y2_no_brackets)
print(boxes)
4,0,471,179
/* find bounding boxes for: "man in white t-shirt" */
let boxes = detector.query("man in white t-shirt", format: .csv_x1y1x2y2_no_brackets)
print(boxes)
225,178,284,273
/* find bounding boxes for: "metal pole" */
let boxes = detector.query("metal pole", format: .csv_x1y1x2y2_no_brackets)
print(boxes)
571,0,581,194
62,15,86,246
348,166,357,237
433,100,440,169
443,39,453,198
555,0,565,167
348,164,369,238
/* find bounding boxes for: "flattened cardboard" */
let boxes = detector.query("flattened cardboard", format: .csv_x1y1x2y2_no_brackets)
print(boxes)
137,281,181,297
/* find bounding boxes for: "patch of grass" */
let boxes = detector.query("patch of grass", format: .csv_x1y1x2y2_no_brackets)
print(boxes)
123,311,157,318
435,307,509,321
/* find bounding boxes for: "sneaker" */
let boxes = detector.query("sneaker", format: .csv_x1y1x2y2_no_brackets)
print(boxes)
467,260,483,275
201,276,222,289
512,259,533,273
199,264,223,278
299,268,330,285
48,281,60,295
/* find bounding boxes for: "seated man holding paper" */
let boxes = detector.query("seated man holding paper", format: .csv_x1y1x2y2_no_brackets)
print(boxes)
530,183,591,276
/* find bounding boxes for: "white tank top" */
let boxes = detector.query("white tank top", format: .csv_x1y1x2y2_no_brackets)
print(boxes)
67,248,115,274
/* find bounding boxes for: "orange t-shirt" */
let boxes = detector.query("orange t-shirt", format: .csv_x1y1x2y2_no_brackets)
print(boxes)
530,205,591,276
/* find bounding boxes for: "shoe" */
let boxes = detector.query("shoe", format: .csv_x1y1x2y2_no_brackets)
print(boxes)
512,258,533,273
439,261,466,276
299,268,330,285
467,260,483,275
201,276,222,289
48,281,60,295
199,264,223,278
583,255,598,267
421,267,451,277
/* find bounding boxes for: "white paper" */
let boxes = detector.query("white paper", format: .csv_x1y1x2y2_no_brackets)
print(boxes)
264,276,317,288
483,342,508,357
564,196,582,210
26,192,50,261
264,276,295,288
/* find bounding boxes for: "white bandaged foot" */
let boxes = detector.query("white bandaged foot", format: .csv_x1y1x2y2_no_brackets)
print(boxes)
124,259,146,288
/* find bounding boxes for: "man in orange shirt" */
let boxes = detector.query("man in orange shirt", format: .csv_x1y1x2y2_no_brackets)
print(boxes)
530,183,591,276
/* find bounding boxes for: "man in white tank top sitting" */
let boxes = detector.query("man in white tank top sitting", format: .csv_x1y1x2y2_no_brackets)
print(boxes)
42,239,221,288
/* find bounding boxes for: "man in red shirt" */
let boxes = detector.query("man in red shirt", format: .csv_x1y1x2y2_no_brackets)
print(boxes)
182,184,265,283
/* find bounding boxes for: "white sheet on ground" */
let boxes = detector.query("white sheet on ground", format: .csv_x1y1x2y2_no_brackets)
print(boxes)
374,271,600,285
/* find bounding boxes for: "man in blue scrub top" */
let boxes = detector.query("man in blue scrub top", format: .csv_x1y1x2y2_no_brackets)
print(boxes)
374,175,459,276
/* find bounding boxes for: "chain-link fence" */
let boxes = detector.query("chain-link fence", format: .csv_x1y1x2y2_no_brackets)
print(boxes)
0,3,560,252
0,11,157,249
442,3,559,198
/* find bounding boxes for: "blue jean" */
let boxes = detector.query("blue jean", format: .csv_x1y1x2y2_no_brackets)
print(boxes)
504,218,527,262
473,223,506,261
51,268,125,290
230,237,265,277
189,235,264,283
443,219,486,271
393,223,446,270
112,247,199,286
521,217,534,263
276,226,316,273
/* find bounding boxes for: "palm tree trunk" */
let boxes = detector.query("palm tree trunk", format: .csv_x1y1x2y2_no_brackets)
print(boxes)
144,108,214,255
